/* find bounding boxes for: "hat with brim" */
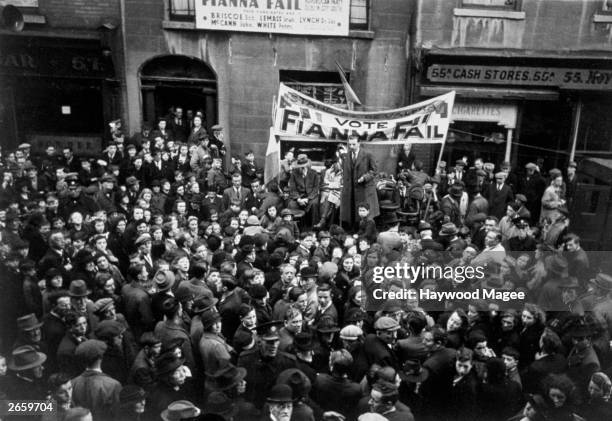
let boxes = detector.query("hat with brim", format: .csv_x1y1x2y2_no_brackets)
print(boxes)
589,273,612,291
293,332,314,352
17,314,43,331
545,254,569,276
68,279,91,297
256,320,283,340
156,355,185,377
205,363,247,392
8,346,47,371
317,316,340,333
160,400,201,421
204,392,238,418
266,384,295,403
399,359,429,383
154,270,176,292
192,294,219,314
293,154,311,168
382,212,400,226
439,222,458,236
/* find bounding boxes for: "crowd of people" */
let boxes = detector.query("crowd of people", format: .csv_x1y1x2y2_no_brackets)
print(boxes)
0,108,611,421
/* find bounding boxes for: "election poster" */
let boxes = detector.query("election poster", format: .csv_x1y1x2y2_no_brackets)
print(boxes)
264,83,456,183
195,0,351,36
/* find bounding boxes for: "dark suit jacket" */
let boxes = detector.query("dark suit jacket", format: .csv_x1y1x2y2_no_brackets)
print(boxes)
288,169,320,202
222,186,250,210
169,117,189,142
486,183,514,219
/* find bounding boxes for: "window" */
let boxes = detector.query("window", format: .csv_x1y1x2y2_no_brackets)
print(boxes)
461,0,521,10
602,0,612,14
169,0,195,21
576,97,612,153
279,70,347,107
168,0,369,30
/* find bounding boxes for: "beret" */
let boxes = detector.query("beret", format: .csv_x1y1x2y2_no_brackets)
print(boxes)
75,339,107,360
93,298,115,315
94,320,125,340
374,316,400,331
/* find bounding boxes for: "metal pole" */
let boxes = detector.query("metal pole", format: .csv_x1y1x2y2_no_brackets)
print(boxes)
569,99,582,162
505,129,513,162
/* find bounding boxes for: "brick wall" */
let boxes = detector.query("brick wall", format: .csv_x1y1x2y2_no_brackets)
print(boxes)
40,0,120,28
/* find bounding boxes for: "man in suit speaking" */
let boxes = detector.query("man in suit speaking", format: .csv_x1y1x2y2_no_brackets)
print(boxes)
340,135,380,227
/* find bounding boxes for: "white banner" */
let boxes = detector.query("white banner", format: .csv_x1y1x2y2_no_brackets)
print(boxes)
273,83,456,145
195,0,350,36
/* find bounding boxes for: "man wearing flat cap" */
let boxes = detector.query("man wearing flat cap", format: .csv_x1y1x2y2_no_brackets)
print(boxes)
518,162,546,222
72,339,121,421
209,124,227,159
363,316,400,370
238,320,297,409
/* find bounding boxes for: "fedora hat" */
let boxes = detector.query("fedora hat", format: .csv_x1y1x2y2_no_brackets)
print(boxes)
589,273,612,291
200,307,221,329
204,392,237,418
277,368,312,399
400,359,429,383
16,313,43,331
68,279,91,297
8,345,47,371
192,295,218,314
155,354,185,377
205,362,247,391
439,222,458,236
266,384,295,404
161,400,201,421
293,154,311,168
545,254,568,276
381,212,399,226
316,316,340,333
293,332,314,352
154,270,176,292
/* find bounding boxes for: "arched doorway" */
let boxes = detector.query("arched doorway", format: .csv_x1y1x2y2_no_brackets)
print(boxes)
140,55,217,132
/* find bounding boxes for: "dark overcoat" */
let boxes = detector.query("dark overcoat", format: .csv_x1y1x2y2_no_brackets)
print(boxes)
340,149,379,224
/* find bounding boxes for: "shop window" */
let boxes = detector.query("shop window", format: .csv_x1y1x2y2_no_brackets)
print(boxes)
461,0,521,10
168,0,369,30
576,98,612,153
279,70,347,107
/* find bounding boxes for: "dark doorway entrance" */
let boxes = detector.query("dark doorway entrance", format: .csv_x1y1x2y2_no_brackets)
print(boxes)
140,55,217,132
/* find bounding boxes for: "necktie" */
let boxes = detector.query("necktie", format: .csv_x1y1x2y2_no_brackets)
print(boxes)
353,152,357,162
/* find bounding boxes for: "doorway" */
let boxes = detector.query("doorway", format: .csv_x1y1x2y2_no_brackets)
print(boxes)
140,55,217,132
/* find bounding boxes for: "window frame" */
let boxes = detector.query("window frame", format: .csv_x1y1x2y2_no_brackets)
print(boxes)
459,0,522,11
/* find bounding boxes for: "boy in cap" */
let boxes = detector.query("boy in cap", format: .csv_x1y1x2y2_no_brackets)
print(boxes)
72,339,122,420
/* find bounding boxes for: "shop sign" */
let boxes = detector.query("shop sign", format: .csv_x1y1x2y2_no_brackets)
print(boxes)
0,40,111,79
0,0,38,7
452,101,517,128
427,64,612,91
195,0,350,36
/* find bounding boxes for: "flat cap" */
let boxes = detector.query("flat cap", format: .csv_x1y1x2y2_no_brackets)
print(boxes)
126,176,139,186
93,298,115,315
94,320,125,340
135,233,152,246
75,339,107,361
339,324,363,341
374,316,400,331
525,162,537,170
211,124,223,131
